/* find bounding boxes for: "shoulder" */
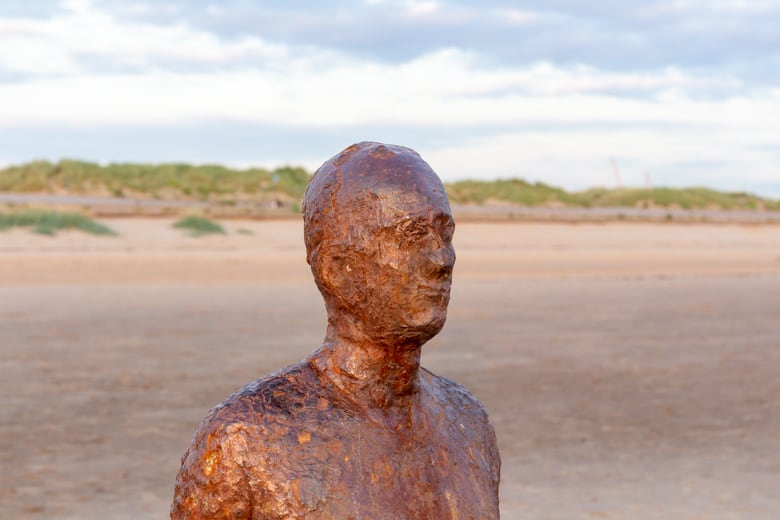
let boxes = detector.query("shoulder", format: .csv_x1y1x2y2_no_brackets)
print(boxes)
421,367,492,422
172,411,254,518
194,360,323,444
421,367,501,476
172,361,320,518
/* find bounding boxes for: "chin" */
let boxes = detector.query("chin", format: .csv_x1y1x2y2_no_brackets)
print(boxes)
401,307,448,341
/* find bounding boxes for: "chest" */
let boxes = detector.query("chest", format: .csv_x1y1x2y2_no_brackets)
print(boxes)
250,421,498,520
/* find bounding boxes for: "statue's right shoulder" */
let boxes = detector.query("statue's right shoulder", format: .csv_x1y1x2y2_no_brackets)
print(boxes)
172,361,320,519
203,359,319,434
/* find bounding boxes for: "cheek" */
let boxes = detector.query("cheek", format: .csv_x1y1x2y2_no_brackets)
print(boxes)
377,256,422,297
360,263,419,312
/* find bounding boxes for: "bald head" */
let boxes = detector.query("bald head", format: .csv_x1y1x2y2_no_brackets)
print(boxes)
303,141,450,264
302,142,455,343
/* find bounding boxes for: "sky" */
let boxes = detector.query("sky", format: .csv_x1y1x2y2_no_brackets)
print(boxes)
1,0,779,196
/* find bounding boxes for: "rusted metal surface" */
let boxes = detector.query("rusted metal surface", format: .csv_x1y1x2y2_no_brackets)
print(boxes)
171,142,501,519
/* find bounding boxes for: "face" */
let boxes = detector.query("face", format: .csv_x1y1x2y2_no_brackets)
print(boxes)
317,187,456,345
305,142,456,346
369,190,456,336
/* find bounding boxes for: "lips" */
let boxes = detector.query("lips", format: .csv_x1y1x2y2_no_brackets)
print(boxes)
415,281,451,300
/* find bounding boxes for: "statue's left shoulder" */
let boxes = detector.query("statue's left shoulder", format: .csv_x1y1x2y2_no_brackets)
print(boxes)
421,367,501,480
421,367,491,420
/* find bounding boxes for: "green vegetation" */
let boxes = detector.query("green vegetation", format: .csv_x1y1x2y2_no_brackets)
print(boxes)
173,215,225,236
0,210,117,236
568,186,780,211
0,160,310,203
446,178,578,206
1,160,778,212
446,180,780,211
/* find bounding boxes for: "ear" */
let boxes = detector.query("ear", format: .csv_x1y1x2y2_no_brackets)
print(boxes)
316,253,337,295
312,248,345,297
317,248,370,302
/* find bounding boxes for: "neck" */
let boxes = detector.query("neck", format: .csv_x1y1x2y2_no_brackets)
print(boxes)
312,322,423,409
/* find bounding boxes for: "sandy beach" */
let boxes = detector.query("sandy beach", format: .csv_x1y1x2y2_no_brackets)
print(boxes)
1,219,779,519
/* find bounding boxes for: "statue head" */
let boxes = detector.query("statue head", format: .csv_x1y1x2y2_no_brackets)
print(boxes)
303,142,455,347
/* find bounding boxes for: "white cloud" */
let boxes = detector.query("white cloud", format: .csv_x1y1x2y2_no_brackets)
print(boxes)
0,46,771,129
706,0,776,12
421,123,780,191
0,2,288,77
0,0,778,196
405,0,440,17
62,0,92,14
642,0,778,16
494,8,537,25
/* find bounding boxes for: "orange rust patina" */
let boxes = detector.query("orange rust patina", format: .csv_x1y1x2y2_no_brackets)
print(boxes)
171,142,501,519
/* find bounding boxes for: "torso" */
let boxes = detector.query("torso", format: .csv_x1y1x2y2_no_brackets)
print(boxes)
173,361,500,520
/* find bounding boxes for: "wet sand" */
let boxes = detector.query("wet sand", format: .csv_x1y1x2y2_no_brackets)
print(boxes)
1,219,779,519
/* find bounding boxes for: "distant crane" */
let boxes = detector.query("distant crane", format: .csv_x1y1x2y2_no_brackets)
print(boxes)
610,159,623,188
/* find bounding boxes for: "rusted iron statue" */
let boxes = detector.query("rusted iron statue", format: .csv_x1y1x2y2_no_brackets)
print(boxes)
171,142,501,519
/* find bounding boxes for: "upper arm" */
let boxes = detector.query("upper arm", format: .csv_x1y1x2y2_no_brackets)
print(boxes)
485,418,501,488
171,423,253,519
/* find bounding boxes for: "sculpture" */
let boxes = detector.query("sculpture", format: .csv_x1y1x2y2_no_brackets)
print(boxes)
171,142,501,519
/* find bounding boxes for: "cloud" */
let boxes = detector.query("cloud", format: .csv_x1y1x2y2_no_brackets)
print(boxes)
0,39,767,128
87,0,780,79
421,122,780,191
404,1,440,17
0,1,289,78
0,0,779,197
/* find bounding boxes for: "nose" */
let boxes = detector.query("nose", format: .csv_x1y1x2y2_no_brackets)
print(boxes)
429,244,455,274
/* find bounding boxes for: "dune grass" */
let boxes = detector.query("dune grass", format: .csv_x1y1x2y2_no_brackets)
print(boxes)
0,210,117,236
568,186,779,210
446,178,578,206
0,160,311,203
172,215,226,236
445,180,780,211
2,160,778,212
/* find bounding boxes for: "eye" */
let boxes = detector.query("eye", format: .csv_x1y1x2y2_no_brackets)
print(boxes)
442,222,454,242
397,218,427,238
433,214,455,242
